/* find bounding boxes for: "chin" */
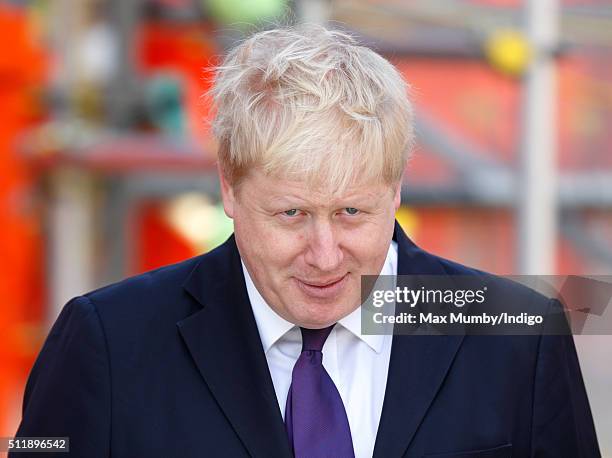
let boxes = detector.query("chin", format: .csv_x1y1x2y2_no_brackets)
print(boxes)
289,300,354,328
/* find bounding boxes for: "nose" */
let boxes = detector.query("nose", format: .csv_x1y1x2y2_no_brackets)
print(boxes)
303,220,344,272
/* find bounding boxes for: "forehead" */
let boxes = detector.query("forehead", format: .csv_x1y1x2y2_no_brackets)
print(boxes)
235,169,393,205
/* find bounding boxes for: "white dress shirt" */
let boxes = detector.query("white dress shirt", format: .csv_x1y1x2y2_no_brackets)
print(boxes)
242,241,398,458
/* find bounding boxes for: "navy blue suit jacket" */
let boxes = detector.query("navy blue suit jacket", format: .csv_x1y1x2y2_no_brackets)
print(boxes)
13,223,600,457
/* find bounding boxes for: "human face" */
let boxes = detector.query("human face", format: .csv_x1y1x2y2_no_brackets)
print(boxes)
219,168,401,329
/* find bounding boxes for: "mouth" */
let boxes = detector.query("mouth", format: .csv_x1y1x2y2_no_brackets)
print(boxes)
295,274,349,299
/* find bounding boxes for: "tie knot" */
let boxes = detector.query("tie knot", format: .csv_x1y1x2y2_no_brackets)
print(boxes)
300,325,335,352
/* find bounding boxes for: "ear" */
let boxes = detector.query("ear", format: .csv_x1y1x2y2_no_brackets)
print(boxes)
393,181,402,212
218,163,236,219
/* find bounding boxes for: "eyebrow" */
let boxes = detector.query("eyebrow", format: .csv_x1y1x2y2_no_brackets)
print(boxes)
265,191,385,209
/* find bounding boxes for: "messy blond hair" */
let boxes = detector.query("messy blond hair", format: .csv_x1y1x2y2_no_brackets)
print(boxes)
210,24,414,192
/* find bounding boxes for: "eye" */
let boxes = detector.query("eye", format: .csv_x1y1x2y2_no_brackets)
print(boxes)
345,207,359,215
283,209,299,217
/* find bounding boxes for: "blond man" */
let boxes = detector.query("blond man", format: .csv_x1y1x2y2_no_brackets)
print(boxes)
13,25,598,458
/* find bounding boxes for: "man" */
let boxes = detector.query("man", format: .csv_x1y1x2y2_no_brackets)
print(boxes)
13,25,599,457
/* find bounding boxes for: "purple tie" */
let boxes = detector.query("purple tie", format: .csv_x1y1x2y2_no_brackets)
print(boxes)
284,325,355,458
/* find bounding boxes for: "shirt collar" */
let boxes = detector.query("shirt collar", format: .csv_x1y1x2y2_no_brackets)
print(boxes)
243,240,398,355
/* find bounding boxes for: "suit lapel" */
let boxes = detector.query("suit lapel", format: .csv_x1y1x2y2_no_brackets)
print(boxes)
373,223,465,457
178,236,292,458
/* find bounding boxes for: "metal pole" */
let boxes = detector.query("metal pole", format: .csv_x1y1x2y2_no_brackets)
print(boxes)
519,0,560,275
51,0,81,117
109,0,142,128
48,169,97,322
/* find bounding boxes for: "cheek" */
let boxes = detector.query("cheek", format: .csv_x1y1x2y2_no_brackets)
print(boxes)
235,219,305,268
343,218,394,264
267,232,307,267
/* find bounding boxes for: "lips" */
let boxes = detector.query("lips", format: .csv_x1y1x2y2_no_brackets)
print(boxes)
295,273,349,299
300,276,346,287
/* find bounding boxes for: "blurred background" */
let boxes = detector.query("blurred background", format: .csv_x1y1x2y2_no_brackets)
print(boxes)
0,0,611,454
